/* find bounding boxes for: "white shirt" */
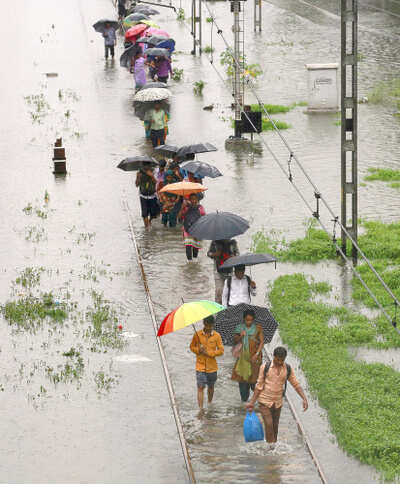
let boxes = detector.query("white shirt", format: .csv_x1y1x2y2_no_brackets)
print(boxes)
222,274,256,307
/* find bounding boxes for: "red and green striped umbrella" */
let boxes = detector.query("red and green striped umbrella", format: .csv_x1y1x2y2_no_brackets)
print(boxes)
157,300,225,337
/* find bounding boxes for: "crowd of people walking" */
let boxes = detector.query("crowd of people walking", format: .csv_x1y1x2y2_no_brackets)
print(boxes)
96,0,309,450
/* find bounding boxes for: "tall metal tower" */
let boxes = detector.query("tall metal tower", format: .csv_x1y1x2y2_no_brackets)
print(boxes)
231,0,245,138
340,0,358,262
191,0,202,55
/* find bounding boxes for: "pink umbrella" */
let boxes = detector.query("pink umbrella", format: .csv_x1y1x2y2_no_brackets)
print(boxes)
145,27,170,38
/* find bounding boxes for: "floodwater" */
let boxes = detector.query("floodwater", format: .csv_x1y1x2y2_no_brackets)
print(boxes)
1,0,399,482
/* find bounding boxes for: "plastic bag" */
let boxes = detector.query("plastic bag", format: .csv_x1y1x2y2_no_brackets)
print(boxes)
243,411,264,442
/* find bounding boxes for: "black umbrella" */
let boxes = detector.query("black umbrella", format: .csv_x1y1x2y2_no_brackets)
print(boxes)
220,253,277,270
120,43,142,68
139,81,169,90
154,144,179,157
93,19,119,34
145,47,170,57
181,161,222,179
133,5,160,15
188,211,250,240
137,35,169,45
215,304,278,346
117,156,158,171
129,13,149,22
176,143,217,158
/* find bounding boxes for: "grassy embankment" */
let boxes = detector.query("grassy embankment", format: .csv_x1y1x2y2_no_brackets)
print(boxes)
253,219,400,481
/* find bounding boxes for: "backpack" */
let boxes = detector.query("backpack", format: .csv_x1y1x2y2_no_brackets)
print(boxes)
263,362,292,397
184,206,201,232
226,275,251,305
139,172,156,196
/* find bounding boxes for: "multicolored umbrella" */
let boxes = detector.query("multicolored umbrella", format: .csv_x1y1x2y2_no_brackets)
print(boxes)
141,20,160,28
123,13,148,28
125,24,149,43
157,300,225,336
159,181,207,196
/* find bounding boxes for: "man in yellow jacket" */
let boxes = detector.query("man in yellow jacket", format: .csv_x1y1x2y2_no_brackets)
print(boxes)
190,315,224,409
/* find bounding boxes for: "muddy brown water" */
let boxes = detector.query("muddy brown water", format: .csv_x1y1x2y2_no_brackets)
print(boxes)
1,0,399,482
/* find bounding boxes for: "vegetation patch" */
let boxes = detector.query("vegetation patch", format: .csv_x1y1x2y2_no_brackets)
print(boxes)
172,68,183,81
193,80,205,96
365,168,400,190
252,220,336,263
262,119,290,131
368,78,400,111
220,48,262,80
269,274,400,481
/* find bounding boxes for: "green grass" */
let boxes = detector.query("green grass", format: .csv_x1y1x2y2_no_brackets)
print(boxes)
365,168,400,185
250,103,291,114
262,119,290,131
270,274,400,481
203,45,215,54
368,78,400,107
253,219,400,312
252,220,336,263
2,295,67,331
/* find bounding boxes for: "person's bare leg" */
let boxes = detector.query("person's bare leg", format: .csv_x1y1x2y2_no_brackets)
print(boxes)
143,217,150,228
207,385,214,403
259,404,275,443
197,387,204,409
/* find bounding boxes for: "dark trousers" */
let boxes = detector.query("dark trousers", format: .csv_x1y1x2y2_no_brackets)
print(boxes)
238,382,255,402
259,403,282,443
105,45,115,59
150,129,165,148
186,246,199,260
161,211,177,227
158,76,168,83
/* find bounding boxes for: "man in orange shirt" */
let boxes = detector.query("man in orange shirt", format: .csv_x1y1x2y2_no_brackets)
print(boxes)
246,346,308,448
190,316,224,409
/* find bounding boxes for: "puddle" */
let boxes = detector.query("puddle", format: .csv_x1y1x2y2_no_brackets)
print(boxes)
113,354,152,363
350,347,400,372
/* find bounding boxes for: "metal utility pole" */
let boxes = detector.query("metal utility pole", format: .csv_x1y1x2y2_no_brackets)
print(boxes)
340,0,358,263
191,0,202,55
231,0,245,138
254,0,262,32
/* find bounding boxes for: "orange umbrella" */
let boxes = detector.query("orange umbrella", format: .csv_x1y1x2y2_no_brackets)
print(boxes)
159,181,207,196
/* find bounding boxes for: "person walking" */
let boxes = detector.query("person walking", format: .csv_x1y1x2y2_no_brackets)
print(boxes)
221,264,256,307
190,316,224,410
232,309,264,402
246,346,308,448
148,103,168,148
207,239,239,304
135,162,159,228
133,53,146,90
178,193,206,261
103,23,117,60
158,170,181,228
156,56,172,83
